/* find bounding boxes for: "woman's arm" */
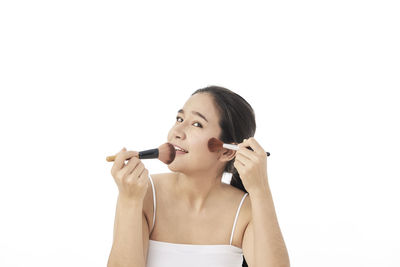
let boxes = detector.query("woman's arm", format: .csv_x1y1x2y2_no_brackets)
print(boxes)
107,196,147,267
251,186,290,267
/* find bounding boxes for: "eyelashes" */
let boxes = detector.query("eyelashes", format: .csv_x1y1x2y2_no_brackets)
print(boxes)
176,116,203,128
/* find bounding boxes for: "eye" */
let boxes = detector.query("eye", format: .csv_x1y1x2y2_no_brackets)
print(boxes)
176,116,203,128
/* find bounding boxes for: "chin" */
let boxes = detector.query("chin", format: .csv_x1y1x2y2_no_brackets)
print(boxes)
168,159,196,173
167,162,184,172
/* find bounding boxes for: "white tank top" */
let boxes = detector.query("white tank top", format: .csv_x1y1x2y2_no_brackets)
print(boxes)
146,174,248,267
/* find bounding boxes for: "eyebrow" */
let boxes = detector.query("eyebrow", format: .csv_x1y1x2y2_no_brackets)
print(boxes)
177,109,209,123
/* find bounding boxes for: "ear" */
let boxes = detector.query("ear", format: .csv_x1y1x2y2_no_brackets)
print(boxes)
218,142,238,163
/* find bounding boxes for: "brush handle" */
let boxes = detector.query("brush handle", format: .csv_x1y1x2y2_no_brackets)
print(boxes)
223,143,271,156
138,148,159,159
106,148,159,162
106,155,117,162
106,154,138,162
223,143,240,150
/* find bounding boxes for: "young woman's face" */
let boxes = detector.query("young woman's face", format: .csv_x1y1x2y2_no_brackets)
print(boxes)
167,93,223,173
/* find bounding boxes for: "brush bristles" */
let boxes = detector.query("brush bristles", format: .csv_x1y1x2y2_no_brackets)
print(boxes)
208,137,224,152
158,143,176,164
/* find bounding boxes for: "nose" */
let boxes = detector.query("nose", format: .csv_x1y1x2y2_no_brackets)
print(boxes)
171,123,187,140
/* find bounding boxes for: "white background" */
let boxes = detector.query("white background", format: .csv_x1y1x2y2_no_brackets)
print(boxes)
1,0,399,266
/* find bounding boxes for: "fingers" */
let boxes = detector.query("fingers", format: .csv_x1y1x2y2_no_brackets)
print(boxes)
118,157,140,178
111,148,138,175
137,168,149,185
236,147,258,162
127,161,145,182
246,137,266,156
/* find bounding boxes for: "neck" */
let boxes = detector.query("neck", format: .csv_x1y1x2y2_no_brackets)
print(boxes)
175,169,224,213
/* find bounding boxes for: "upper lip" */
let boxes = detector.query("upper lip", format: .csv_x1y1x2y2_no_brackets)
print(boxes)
170,143,188,152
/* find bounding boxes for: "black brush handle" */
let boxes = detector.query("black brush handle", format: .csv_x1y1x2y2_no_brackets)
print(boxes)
139,148,159,159
246,146,270,157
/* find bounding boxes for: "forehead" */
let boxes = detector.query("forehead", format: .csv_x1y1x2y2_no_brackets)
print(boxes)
182,93,219,121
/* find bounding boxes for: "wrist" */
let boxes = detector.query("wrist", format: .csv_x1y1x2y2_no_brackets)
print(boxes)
249,184,271,199
118,195,144,208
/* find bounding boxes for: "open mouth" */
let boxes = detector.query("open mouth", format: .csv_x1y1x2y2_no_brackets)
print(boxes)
173,145,188,153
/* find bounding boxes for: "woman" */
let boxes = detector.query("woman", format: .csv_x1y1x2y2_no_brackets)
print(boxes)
107,86,290,267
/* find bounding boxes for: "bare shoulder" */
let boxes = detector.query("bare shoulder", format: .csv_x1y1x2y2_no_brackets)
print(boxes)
241,192,252,227
222,184,252,226
219,184,252,247
226,184,252,207
142,172,171,227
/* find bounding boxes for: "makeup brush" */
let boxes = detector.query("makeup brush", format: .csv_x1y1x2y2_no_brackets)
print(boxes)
208,137,270,156
106,143,176,165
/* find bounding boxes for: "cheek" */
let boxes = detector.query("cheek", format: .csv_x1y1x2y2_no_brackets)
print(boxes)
195,136,215,154
167,129,174,139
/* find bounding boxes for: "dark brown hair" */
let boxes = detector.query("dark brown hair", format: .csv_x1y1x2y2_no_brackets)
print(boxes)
192,85,256,267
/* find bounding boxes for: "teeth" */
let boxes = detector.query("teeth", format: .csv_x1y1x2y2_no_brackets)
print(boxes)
174,146,187,152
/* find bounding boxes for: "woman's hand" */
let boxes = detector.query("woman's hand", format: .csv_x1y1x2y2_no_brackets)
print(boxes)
110,147,149,202
233,137,269,195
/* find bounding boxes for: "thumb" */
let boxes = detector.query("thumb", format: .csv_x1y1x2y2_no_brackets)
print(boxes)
128,150,139,158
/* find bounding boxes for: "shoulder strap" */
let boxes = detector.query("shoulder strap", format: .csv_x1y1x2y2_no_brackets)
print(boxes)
229,192,249,245
148,174,156,233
